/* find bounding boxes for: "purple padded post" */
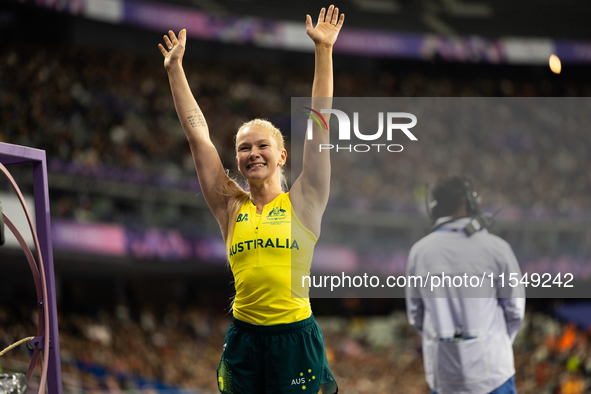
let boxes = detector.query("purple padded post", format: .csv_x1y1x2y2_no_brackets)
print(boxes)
0,142,62,394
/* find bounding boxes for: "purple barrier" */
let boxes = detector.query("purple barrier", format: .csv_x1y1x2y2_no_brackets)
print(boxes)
0,142,63,394
52,220,127,256
51,220,228,263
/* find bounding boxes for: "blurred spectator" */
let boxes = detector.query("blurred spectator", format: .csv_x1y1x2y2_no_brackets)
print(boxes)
1,304,590,393
1,42,590,229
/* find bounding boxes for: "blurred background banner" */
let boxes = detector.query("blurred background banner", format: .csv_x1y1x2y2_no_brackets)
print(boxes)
51,220,127,256
9,0,591,64
1,0,591,392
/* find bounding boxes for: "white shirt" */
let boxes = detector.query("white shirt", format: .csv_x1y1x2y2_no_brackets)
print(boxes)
405,217,525,394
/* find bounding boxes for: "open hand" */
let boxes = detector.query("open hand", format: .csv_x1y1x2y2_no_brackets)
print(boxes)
306,5,344,48
158,29,186,71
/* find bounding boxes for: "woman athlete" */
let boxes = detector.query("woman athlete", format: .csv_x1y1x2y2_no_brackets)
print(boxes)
159,5,344,393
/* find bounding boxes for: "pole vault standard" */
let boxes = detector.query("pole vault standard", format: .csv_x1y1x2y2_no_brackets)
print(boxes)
0,142,62,394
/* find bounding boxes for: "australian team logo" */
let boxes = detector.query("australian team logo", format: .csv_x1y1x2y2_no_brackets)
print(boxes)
236,208,287,224
267,207,287,221
291,368,316,390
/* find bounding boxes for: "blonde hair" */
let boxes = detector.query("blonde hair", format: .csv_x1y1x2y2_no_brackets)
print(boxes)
224,119,288,250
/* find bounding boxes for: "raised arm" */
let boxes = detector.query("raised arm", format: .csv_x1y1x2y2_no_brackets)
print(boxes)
291,5,344,239
159,30,238,239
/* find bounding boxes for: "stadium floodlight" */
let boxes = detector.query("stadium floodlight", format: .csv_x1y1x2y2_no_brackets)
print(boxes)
0,142,62,394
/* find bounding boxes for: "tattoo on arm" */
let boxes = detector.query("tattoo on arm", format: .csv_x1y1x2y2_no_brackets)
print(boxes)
187,108,207,128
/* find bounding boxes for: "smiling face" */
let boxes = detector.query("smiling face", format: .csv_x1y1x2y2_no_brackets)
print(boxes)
235,124,287,186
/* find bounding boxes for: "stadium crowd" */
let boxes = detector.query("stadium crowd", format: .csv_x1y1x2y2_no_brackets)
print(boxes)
1,304,590,394
1,4,590,394
1,42,590,228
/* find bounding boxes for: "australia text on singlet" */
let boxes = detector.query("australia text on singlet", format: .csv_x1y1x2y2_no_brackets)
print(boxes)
228,193,317,325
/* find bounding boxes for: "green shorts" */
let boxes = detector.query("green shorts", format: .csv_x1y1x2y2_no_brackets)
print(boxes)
216,315,338,394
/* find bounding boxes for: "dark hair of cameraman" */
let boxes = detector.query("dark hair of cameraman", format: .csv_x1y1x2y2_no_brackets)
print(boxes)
430,175,480,222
